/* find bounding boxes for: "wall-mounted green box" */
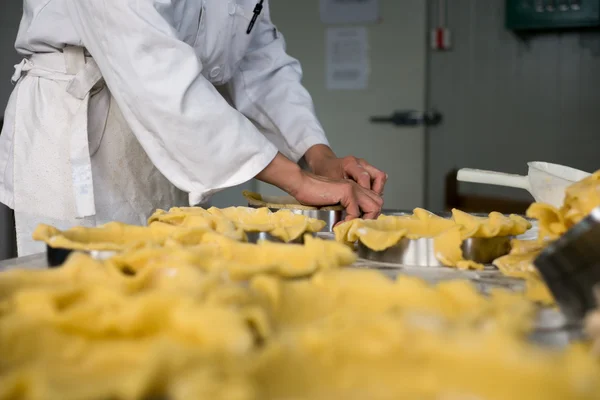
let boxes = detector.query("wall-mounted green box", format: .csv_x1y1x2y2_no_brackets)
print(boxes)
506,0,600,30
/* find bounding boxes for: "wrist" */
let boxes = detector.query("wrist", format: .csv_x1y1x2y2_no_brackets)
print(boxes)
255,153,304,196
303,144,336,171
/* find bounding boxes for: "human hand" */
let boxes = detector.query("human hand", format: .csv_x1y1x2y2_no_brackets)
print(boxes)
255,153,383,220
304,144,388,195
291,171,383,220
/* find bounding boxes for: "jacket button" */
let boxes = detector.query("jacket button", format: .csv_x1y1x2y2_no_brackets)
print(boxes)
228,2,237,15
210,66,222,78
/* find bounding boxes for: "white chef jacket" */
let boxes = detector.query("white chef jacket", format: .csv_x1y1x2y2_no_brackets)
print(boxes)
0,0,329,208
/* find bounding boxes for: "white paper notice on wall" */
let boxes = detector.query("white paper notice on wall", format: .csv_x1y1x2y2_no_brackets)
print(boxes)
320,0,380,24
326,27,369,90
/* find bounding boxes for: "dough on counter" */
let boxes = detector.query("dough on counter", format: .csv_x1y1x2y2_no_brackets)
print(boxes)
526,203,567,241
250,270,598,400
110,232,357,281
149,206,326,243
33,220,248,252
526,170,600,241
32,221,180,251
243,191,344,211
493,169,600,305
334,208,530,270
208,207,326,242
561,170,600,227
334,208,455,250
1,258,599,399
493,240,554,305
0,254,265,400
12,179,600,399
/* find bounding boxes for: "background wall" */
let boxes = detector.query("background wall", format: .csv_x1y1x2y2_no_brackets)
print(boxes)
0,1,22,259
1,2,21,112
426,0,600,211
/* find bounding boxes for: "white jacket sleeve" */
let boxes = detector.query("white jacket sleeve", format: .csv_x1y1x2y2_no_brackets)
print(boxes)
65,0,278,205
226,2,330,163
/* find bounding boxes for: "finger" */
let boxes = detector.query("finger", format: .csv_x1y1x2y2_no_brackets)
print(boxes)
356,184,384,207
362,211,380,220
339,184,361,220
343,213,358,222
354,189,382,220
344,163,372,190
358,160,388,195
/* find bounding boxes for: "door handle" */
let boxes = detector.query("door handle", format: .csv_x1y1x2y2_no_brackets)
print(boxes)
369,110,442,127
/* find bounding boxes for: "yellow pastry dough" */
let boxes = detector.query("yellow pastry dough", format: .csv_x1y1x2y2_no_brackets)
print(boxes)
32,221,179,251
561,170,600,227
242,190,343,211
14,179,600,399
335,208,530,270
494,169,600,305
254,317,598,400
208,207,326,242
148,206,243,237
525,170,600,242
0,256,265,400
149,206,325,242
1,260,599,399
250,270,598,400
526,203,567,241
110,233,356,281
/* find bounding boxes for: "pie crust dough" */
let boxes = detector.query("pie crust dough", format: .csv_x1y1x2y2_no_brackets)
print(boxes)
243,191,344,211
334,208,530,270
1,262,598,399
8,177,600,398
494,169,600,306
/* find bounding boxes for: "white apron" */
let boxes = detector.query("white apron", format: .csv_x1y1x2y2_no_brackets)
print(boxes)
9,47,187,256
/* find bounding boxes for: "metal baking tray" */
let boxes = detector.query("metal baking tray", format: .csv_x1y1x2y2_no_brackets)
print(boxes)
247,205,343,233
245,231,314,244
46,245,116,268
357,236,512,267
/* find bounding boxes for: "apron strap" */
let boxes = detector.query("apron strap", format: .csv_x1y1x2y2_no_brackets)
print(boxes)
64,46,103,219
63,46,85,75
66,58,104,100
12,47,106,219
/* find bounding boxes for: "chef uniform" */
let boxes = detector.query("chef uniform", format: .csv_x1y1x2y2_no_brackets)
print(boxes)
0,0,329,256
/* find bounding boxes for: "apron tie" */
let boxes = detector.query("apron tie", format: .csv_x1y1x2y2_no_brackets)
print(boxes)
13,47,105,219
11,59,33,84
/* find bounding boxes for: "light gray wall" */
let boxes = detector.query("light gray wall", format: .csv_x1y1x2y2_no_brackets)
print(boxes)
0,2,22,259
426,0,600,211
1,2,21,112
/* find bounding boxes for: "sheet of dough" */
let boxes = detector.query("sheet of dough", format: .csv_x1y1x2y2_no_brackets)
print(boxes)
32,221,180,251
0,255,263,400
495,169,600,306
243,190,344,211
150,206,326,242
110,233,357,280
250,270,599,400
207,207,326,242
334,208,530,270
1,260,599,399
148,206,243,237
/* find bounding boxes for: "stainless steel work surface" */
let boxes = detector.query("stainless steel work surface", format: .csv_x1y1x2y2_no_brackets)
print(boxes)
0,252,47,271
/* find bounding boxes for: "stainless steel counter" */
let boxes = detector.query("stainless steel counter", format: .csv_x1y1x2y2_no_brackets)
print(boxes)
0,252,47,271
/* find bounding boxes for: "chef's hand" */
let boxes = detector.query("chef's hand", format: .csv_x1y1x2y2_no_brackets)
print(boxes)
303,144,388,195
256,153,383,220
